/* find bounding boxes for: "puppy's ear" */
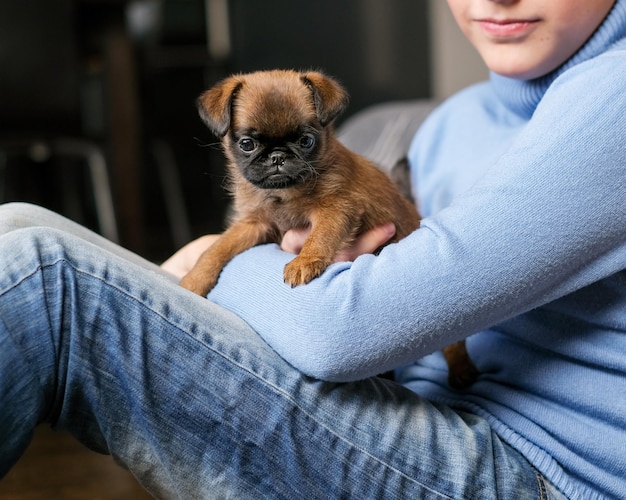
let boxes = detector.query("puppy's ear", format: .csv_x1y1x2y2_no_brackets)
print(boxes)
197,76,243,137
300,71,349,126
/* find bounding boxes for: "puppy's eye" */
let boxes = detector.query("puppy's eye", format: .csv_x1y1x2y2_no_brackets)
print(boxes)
299,134,316,150
238,138,257,153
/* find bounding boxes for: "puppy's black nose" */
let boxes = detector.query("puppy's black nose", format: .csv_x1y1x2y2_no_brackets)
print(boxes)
270,151,286,167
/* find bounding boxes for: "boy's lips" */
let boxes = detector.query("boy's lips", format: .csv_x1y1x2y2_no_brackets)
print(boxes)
476,18,540,39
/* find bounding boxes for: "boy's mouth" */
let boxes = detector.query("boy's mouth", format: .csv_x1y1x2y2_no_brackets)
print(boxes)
477,18,540,40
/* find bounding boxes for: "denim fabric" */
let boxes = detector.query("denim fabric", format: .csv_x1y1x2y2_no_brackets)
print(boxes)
0,203,566,499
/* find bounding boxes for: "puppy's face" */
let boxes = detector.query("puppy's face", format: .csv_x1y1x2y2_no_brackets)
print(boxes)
197,70,348,189
228,87,322,189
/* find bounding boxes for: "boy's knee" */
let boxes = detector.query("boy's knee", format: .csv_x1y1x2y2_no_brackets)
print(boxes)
0,202,55,235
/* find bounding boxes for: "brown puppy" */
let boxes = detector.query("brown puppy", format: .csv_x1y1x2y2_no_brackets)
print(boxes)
180,69,420,294
180,69,477,388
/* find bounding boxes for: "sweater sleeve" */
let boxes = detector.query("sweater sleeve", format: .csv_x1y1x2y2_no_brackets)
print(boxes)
208,53,626,382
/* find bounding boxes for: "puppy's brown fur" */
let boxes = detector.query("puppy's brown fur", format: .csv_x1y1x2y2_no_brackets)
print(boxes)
180,69,477,388
180,69,420,294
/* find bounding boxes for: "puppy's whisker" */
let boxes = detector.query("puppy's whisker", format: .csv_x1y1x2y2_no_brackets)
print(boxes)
193,137,223,150
300,159,321,192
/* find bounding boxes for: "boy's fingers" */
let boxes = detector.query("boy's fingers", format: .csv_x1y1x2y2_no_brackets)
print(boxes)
333,223,397,262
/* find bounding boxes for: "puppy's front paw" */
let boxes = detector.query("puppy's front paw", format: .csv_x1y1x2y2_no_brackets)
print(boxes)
283,256,329,287
179,272,216,297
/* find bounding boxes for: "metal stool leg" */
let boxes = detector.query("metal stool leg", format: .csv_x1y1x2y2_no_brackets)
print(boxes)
53,139,119,243
152,140,192,248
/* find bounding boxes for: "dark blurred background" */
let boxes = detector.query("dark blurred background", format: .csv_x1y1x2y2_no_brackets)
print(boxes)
0,0,431,262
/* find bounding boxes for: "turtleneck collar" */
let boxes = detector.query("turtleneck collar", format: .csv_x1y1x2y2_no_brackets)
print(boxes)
490,0,626,118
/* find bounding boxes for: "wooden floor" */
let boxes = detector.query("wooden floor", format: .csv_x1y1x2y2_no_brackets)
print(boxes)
0,426,152,499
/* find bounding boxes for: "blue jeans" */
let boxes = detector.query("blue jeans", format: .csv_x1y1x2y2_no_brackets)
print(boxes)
0,203,565,499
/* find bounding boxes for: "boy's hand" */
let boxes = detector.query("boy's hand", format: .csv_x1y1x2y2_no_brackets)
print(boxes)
281,223,396,262
161,234,220,279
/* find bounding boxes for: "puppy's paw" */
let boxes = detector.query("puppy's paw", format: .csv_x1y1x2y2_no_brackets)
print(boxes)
283,256,330,287
179,272,216,297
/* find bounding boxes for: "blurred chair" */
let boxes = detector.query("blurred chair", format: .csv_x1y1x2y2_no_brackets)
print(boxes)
0,0,118,242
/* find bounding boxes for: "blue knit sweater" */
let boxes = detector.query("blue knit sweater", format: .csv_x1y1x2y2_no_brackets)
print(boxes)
209,2,626,497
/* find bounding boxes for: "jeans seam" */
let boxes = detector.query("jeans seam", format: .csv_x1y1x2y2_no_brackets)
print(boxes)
535,470,548,500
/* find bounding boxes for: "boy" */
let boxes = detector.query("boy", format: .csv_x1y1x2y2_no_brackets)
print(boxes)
2,1,625,497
